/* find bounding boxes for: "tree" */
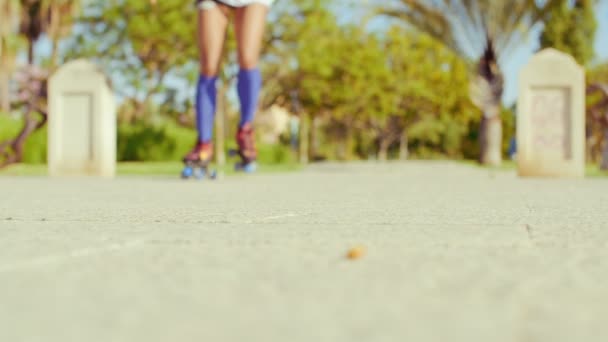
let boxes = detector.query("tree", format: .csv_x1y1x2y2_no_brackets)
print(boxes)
586,83,608,169
539,0,597,66
0,65,48,167
261,1,346,160
261,1,481,162
378,0,560,166
383,26,479,160
0,0,81,168
45,0,82,68
68,0,197,120
0,0,20,112
18,0,46,64
16,0,81,66
586,63,608,169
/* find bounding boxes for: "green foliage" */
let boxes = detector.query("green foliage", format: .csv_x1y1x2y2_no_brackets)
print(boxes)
22,124,47,163
117,117,296,164
256,143,297,165
372,25,481,159
539,0,597,65
585,62,608,164
0,114,47,163
0,114,18,140
66,0,198,118
588,62,608,84
501,106,516,155
264,1,483,161
118,119,196,162
2,113,299,164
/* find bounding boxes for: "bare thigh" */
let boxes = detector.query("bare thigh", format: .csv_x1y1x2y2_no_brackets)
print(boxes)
198,2,231,76
234,4,269,70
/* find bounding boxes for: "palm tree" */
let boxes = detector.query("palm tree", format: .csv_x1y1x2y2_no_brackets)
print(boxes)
18,0,46,64
44,0,81,68
379,0,560,166
17,0,79,66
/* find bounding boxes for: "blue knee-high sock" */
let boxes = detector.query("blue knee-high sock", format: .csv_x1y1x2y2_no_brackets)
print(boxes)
196,75,218,143
237,68,262,128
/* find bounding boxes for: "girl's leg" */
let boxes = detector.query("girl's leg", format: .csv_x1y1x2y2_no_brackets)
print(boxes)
194,2,230,145
234,4,268,129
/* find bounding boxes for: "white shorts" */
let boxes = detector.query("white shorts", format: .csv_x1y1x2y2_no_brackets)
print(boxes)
197,0,274,10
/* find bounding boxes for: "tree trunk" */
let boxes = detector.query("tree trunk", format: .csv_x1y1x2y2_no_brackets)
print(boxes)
299,113,309,164
0,68,9,113
309,115,318,161
0,111,40,168
49,5,60,69
479,112,502,166
337,133,352,161
215,83,227,168
399,130,409,160
336,142,346,160
50,38,59,70
601,128,608,171
378,136,389,162
473,39,504,166
27,39,34,65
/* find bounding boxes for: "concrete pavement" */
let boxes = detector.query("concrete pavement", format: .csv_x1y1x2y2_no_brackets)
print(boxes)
1,161,607,342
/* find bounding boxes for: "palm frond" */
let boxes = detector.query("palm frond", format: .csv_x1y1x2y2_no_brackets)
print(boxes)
379,0,561,62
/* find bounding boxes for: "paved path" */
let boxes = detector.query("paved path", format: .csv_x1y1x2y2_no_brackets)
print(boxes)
1,161,607,342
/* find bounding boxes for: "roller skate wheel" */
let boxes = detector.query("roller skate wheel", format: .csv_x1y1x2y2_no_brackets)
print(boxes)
181,166,193,179
242,162,257,173
193,168,206,180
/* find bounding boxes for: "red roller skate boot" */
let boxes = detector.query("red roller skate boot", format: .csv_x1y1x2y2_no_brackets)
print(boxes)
233,123,257,173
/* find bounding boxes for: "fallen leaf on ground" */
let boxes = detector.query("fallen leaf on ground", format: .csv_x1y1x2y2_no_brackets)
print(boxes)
347,246,366,260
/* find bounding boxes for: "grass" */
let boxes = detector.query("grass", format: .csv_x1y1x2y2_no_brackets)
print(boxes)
1,159,606,177
460,158,608,177
117,161,303,176
0,163,48,176
585,164,608,178
0,161,303,177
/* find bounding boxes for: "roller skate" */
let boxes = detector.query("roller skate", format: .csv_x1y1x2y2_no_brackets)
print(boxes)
181,141,217,180
229,123,258,173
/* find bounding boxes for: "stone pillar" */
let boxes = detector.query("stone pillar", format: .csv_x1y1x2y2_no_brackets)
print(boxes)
517,48,585,178
48,59,116,178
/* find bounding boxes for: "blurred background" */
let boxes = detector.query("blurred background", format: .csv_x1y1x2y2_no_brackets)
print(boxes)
0,0,607,175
